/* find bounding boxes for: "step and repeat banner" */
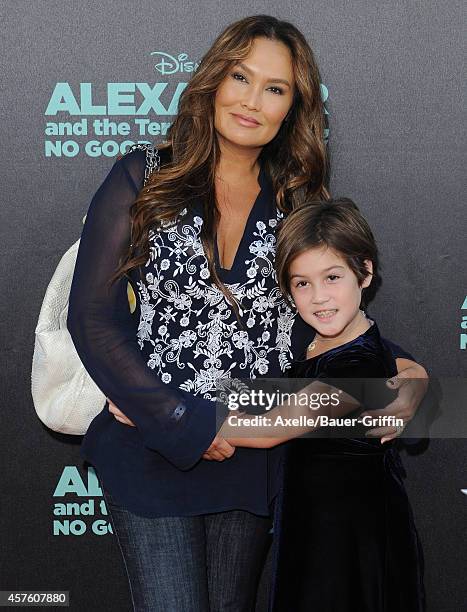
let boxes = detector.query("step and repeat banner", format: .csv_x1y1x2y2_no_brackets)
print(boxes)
1,1,465,610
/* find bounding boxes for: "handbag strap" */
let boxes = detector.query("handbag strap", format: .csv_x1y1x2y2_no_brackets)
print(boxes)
123,144,161,264
125,143,161,185
81,144,161,236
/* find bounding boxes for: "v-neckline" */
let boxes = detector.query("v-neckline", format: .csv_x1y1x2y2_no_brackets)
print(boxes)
214,161,267,274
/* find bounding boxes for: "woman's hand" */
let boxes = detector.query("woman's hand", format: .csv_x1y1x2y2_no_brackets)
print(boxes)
108,399,235,462
108,399,136,426
361,358,428,443
202,435,236,461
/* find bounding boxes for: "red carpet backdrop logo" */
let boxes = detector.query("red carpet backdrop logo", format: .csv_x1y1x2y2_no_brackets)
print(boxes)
52,466,113,536
461,295,467,349
43,51,329,158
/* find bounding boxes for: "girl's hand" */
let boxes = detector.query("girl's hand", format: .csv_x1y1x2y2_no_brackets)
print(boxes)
361,359,428,444
107,399,136,427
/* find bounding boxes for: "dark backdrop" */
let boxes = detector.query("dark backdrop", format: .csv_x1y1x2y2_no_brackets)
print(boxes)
1,1,465,610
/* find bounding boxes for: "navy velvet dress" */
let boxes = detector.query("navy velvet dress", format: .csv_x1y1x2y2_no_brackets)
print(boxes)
270,322,426,612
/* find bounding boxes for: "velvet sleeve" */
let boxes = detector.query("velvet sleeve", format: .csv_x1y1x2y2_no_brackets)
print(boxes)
316,352,396,411
380,337,415,362
326,339,439,443
67,150,219,470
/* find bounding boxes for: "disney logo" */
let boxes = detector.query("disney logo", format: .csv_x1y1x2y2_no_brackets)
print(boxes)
151,52,200,75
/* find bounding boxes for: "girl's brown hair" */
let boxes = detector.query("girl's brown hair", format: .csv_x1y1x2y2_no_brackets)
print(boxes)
275,198,381,307
110,15,328,315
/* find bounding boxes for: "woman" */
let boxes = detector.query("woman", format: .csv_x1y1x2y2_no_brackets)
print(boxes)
68,15,427,612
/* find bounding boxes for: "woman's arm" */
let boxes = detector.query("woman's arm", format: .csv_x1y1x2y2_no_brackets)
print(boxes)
217,380,361,449
363,358,429,443
67,151,222,469
368,338,429,443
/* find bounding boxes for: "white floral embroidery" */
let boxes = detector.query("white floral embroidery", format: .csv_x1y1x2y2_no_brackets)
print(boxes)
136,208,296,400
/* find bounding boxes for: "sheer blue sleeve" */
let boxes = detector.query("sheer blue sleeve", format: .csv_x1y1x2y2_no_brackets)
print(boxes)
67,150,219,470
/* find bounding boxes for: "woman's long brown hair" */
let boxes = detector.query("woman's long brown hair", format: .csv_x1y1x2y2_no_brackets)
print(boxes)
111,15,329,316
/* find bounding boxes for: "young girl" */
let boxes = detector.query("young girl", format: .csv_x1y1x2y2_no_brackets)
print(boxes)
221,198,426,611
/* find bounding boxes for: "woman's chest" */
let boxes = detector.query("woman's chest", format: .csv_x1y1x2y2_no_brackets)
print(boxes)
137,203,283,305
131,206,307,395
216,181,262,271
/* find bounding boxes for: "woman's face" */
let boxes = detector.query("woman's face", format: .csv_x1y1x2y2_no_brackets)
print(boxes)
214,36,295,150
288,246,372,339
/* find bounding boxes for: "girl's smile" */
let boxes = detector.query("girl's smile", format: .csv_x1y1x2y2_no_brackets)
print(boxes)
313,308,338,321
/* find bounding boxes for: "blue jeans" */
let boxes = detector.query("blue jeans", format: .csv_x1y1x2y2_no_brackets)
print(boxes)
102,486,272,612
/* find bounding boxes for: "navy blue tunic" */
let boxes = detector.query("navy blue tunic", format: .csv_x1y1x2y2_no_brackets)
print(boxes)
67,148,410,518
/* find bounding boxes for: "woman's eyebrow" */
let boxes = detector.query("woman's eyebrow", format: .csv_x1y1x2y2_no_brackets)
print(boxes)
236,62,291,87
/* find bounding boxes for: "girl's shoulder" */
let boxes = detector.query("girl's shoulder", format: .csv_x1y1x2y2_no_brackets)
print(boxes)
287,322,396,379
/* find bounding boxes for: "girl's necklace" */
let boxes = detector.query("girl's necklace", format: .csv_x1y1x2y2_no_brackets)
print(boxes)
307,310,369,355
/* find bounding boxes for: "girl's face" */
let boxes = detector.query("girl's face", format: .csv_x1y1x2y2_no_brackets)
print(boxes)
214,36,295,150
288,246,372,339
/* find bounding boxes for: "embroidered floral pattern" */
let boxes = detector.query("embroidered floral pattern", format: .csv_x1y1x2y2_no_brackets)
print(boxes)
136,208,297,400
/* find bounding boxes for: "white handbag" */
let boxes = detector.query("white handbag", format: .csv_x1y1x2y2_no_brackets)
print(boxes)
32,144,160,434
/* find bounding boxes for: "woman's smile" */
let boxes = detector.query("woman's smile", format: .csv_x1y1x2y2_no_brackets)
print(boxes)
230,112,261,127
